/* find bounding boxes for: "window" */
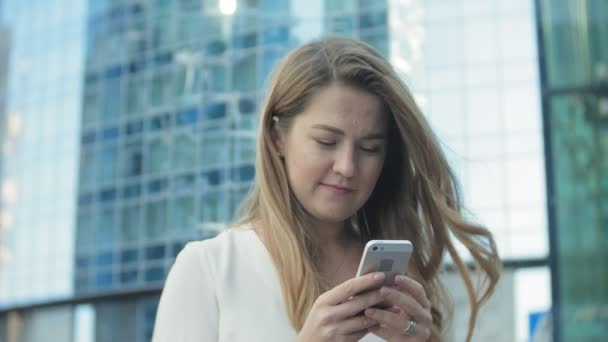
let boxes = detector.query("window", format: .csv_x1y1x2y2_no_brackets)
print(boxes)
173,133,197,170
97,207,116,247
233,54,257,92
120,205,141,243
170,195,196,233
201,135,228,167
145,199,167,240
100,144,118,183
145,137,170,174
148,67,173,108
204,63,227,92
200,191,227,223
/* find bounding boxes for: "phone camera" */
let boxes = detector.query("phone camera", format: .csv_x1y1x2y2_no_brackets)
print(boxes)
372,246,378,251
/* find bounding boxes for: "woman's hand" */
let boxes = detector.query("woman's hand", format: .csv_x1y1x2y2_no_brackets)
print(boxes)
362,275,433,341
296,272,387,342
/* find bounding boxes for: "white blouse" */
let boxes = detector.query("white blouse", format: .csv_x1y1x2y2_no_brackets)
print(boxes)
152,227,384,341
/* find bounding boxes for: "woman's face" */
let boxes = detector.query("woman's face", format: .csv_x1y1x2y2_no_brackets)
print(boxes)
273,83,387,225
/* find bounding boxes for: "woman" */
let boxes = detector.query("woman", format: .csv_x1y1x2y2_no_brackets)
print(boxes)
153,37,501,342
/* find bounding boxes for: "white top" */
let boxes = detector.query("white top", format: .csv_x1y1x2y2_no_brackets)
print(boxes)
152,227,385,342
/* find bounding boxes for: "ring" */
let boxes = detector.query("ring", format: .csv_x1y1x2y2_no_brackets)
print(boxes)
403,319,416,336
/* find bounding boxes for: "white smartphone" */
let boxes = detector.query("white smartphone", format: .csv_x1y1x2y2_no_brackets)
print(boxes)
355,240,413,307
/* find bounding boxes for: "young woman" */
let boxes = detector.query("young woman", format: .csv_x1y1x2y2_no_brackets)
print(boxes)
153,37,501,342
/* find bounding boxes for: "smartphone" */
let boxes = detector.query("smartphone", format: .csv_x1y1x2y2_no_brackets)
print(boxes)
355,240,413,308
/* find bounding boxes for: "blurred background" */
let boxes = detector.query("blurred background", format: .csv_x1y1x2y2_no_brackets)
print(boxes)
0,0,605,341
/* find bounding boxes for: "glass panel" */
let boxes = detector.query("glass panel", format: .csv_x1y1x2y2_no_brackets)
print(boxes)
540,0,608,88
550,93,608,341
120,205,141,243
200,190,227,223
80,147,97,188
99,144,118,183
102,71,123,122
173,133,197,170
97,207,116,248
148,67,173,108
232,54,257,92
170,195,196,233
145,199,167,240
76,210,95,251
204,63,227,92
123,139,143,178
201,135,229,167
145,137,170,175
125,73,145,116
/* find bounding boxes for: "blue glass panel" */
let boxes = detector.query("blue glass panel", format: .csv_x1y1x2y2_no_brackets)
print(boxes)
145,245,166,261
131,3,144,14
203,102,226,120
234,164,255,182
202,170,223,186
120,270,138,284
128,58,147,74
148,113,172,131
95,272,113,288
105,66,124,79
85,73,99,85
79,193,94,206
82,131,96,144
76,275,89,291
232,33,257,49
262,26,288,45
174,174,196,191
123,183,141,198
95,251,114,267
238,97,255,114
145,267,165,282
121,249,138,263
126,120,143,135
76,256,90,269
99,188,117,202
176,107,199,126
154,52,173,66
206,40,227,56
124,142,143,177
359,12,387,30
102,126,120,141
148,178,169,193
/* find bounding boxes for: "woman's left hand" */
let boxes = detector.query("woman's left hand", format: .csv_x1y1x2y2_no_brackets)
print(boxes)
363,275,433,341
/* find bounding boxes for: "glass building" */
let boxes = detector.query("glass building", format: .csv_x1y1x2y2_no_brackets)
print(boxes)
0,0,85,306
537,0,608,340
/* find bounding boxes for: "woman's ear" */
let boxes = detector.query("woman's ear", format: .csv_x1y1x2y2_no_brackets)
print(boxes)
270,118,285,157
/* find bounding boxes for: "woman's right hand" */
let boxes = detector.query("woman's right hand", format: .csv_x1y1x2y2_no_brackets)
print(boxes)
296,272,387,342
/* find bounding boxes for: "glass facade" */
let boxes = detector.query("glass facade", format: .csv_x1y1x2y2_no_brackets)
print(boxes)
537,0,608,340
74,0,389,297
0,0,86,306
390,0,548,262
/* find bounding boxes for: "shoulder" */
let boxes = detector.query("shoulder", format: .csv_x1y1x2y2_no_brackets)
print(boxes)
179,225,258,271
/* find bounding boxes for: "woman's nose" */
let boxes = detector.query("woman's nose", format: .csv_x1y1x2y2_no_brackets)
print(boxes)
332,146,356,178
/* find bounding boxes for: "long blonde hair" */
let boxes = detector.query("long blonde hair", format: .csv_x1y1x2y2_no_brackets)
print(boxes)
236,37,501,341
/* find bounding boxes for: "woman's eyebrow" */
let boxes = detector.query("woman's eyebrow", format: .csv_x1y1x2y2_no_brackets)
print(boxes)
311,124,386,140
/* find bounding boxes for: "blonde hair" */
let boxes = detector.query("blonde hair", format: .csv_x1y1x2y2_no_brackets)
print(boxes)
236,37,501,341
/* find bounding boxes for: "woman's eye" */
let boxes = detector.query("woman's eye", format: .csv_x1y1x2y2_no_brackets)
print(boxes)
315,139,336,147
360,146,382,153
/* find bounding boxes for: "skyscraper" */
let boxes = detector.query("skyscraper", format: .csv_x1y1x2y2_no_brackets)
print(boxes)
536,0,608,340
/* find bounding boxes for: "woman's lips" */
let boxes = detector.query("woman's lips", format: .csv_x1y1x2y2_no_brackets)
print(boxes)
321,183,353,195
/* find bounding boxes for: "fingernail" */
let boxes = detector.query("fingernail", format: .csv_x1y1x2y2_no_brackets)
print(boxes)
395,275,406,283
373,272,385,280
365,308,376,316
